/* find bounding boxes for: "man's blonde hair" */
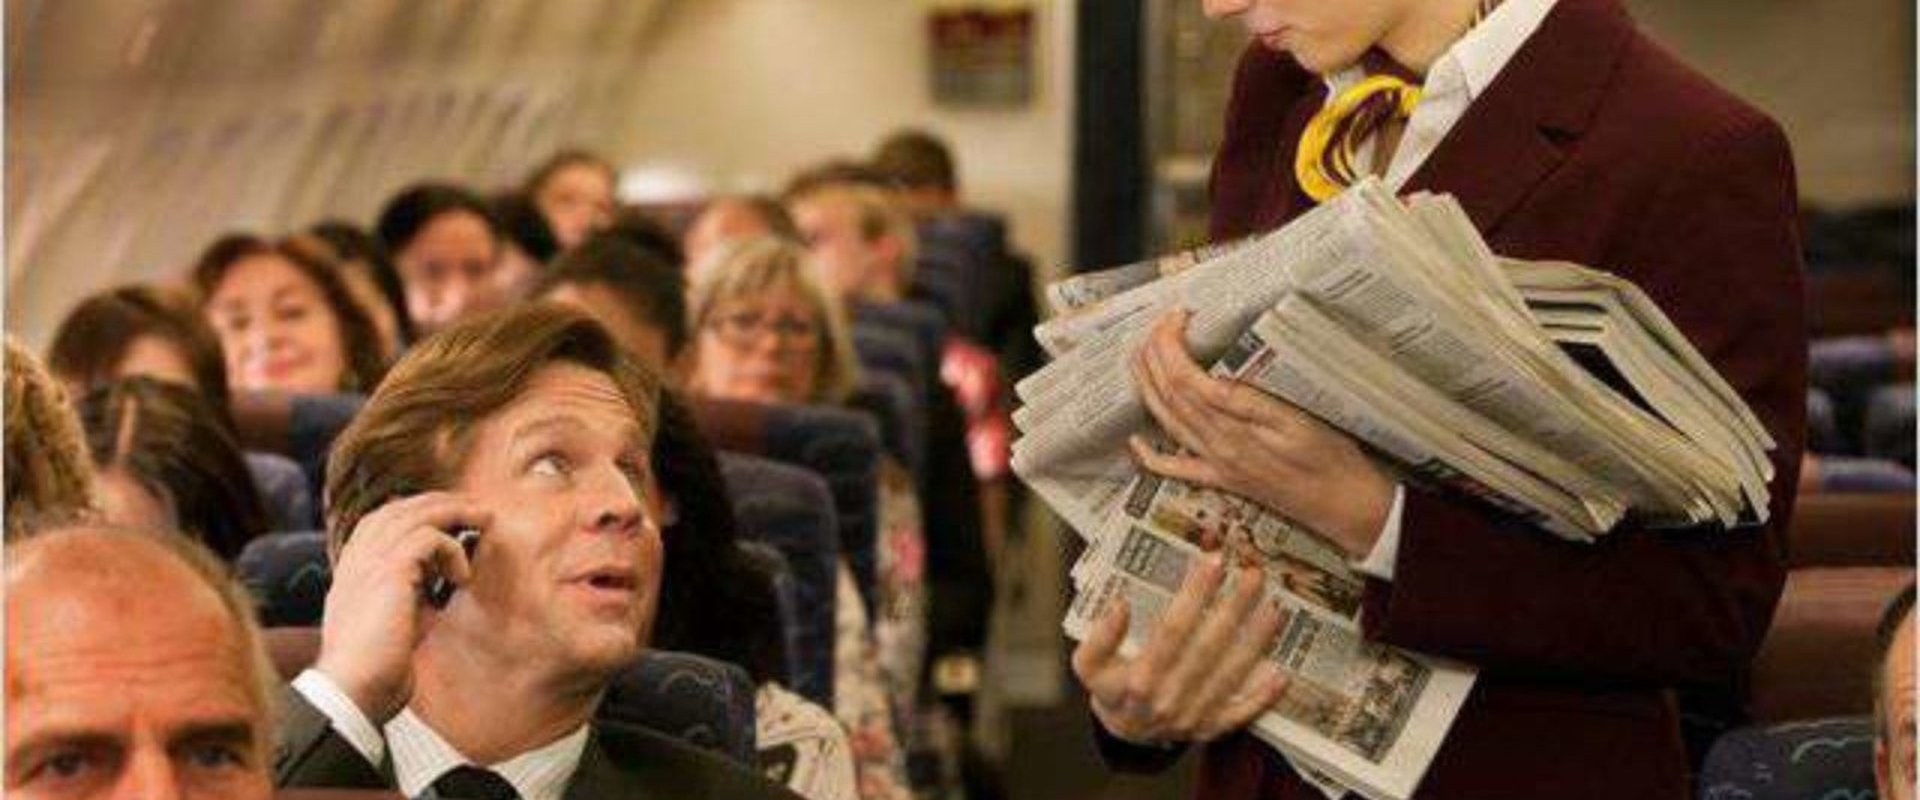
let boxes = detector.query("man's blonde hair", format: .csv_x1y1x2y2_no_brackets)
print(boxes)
324,303,661,555
5,337,96,539
790,183,919,285
687,236,863,405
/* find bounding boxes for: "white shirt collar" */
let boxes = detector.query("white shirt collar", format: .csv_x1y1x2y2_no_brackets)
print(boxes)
1325,0,1558,100
386,709,593,800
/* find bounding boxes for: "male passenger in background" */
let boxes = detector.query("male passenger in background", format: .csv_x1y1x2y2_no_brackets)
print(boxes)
534,235,690,374
375,183,508,336
1075,0,1808,798
869,129,1044,382
1878,585,1916,800
7,523,277,800
279,305,798,800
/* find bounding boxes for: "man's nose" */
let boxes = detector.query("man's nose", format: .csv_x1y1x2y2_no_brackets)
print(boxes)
114,748,184,800
586,465,646,535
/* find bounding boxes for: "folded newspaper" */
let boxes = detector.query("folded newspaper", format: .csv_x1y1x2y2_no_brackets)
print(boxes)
1020,178,1774,800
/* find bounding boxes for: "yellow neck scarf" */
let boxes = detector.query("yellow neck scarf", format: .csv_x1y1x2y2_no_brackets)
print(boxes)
1293,74,1423,203
1292,0,1500,203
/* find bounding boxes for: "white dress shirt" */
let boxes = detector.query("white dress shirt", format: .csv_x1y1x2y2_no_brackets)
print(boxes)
1326,0,1559,584
292,669,591,800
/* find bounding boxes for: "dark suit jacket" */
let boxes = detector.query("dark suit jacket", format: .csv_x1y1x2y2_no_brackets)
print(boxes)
1100,0,1807,797
274,688,802,800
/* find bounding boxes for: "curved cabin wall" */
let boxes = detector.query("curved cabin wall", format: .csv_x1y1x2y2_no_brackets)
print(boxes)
4,0,1074,351
602,0,1072,275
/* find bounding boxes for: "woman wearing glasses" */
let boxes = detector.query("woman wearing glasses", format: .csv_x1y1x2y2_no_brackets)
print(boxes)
686,236,920,800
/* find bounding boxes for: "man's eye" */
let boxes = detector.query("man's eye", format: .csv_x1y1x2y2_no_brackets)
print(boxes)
182,743,245,771
27,749,100,783
617,455,649,486
531,453,571,477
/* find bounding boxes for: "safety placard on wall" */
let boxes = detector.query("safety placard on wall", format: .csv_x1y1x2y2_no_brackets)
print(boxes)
929,4,1035,108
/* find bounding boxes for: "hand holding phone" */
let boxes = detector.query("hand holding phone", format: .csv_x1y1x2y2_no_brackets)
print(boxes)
315,491,490,724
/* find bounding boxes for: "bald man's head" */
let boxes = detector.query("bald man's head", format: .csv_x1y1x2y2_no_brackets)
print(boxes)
6,524,274,800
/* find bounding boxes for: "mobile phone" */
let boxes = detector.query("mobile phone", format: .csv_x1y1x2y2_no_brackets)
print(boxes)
424,526,481,609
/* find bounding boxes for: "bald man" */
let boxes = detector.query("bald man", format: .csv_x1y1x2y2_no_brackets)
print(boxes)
682,196,799,269
6,522,277,800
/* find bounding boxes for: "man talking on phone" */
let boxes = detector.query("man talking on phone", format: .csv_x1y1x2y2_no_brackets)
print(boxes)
276,303,797,800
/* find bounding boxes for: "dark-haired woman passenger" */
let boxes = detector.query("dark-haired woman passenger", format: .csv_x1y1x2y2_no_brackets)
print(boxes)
47,281,317,531
193,234,388,396
648,390,859,800
525,149,617,252
77,377,269,560
375,182,505,335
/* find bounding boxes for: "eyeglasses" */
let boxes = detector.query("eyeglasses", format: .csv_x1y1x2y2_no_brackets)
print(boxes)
707,310,820,348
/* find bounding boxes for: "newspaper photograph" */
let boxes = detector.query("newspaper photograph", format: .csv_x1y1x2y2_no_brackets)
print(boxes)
1119,467,1366,621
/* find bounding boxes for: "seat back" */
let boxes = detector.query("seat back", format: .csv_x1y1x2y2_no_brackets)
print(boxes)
910,252,979,339
851,301,948,381
1751,566,1914,722
1789,491,1918,568
736,540,804,692
237,531,331,627
852,320,932,397
718,453,841,707
245,451,320,532
850,372,926,483
1698,717,1877,800
691,397,881,611
601,651,759,768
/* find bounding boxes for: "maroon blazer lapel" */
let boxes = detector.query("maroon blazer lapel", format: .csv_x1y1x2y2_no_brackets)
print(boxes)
1401,0,1636,235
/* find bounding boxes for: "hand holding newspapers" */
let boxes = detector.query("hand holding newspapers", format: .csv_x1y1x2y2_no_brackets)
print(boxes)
1019,179,1775,800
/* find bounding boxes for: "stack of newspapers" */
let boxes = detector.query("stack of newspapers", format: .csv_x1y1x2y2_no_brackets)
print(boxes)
1014,179,1774,800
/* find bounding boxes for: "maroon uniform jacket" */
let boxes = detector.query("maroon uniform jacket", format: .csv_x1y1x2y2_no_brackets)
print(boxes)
1098,0,1807,797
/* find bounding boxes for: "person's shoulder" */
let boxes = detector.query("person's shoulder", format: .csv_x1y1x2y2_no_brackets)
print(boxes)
579,718,801,800
1606,12,1784,148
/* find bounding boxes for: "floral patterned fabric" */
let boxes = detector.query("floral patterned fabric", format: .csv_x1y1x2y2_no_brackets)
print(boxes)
872,458,928,721
832,564,913,800
757,682,859,800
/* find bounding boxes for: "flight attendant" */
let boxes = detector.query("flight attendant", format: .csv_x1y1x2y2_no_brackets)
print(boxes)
1071,0,1808,797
